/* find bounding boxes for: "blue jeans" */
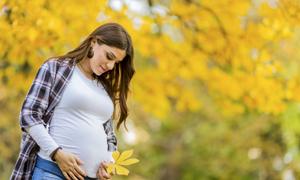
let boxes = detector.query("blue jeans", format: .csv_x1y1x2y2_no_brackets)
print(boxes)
32,155,97,180
32,166,65,180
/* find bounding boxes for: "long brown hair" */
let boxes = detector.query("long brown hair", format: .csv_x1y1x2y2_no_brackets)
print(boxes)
54,22,135,131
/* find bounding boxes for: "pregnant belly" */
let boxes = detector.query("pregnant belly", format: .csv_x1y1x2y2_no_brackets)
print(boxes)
50,123,111,177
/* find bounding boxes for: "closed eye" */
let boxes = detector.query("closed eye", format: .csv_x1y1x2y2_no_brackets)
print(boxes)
106,53,113,60
106,52,122,63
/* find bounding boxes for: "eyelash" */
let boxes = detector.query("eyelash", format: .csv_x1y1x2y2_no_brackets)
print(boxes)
106,53,120,63
106,53,113,60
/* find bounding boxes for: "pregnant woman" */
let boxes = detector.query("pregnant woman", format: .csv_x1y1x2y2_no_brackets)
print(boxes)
10,22,135,180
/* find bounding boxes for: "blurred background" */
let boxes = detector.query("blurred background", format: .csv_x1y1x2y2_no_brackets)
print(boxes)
1,0,300,179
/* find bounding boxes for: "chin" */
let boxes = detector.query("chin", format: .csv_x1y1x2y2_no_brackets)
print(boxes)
91,68,100,76
94,72,102,76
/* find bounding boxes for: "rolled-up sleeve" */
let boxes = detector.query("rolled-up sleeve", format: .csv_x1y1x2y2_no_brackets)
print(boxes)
20,61,53,132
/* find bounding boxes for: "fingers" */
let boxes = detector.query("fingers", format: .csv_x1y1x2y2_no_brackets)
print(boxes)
101,162,108,169
98,170,111,180
68,171,78,180
97,164,111,180
74,164,87,177
71,167,85,180
62,171,71,180
99,162,112,179
57,152,87,180
62,168,85,180
62,162,86,180
75,157,84,165
101,169,112,179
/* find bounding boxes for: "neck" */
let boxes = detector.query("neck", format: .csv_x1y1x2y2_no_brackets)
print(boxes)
78,58,93,79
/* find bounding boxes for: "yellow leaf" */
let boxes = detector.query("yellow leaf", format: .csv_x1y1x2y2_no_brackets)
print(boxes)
117,149,133,163
118,158,140,166
112,150,120,161
115,164,130,175
107,163,116,175
108,149,139,176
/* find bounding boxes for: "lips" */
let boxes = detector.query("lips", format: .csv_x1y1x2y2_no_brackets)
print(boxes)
100,66,106,71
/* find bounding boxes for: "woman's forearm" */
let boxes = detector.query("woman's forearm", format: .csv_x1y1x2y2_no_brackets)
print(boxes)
25,124,59,158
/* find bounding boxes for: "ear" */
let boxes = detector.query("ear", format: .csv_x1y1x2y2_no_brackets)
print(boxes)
91,41,95,47
90,38,97,46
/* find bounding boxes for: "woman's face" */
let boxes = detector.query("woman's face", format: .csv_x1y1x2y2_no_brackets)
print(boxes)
89,40,126,76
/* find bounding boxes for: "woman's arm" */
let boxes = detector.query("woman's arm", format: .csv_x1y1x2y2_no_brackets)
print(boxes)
19,61,53,132
25,124,60,159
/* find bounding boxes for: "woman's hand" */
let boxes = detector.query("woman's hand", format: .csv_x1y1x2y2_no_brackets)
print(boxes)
54,149,87,180
97,161,112,180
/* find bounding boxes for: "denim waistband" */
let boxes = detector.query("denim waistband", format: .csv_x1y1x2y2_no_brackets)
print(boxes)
35,155,97,180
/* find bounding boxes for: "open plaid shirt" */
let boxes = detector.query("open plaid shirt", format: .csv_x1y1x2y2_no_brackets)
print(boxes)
10,58,117,180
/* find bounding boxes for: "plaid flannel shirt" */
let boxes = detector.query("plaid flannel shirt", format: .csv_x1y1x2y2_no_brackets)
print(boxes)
10,58,117,180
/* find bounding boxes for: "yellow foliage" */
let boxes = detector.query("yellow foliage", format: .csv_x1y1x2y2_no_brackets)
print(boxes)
2,1,300,166
107,149,139,176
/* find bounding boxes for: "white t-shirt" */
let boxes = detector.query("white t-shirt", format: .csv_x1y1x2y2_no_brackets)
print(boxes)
28,64,115,177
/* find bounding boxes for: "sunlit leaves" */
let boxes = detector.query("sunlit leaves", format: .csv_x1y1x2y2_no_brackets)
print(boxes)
107,149,139,176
